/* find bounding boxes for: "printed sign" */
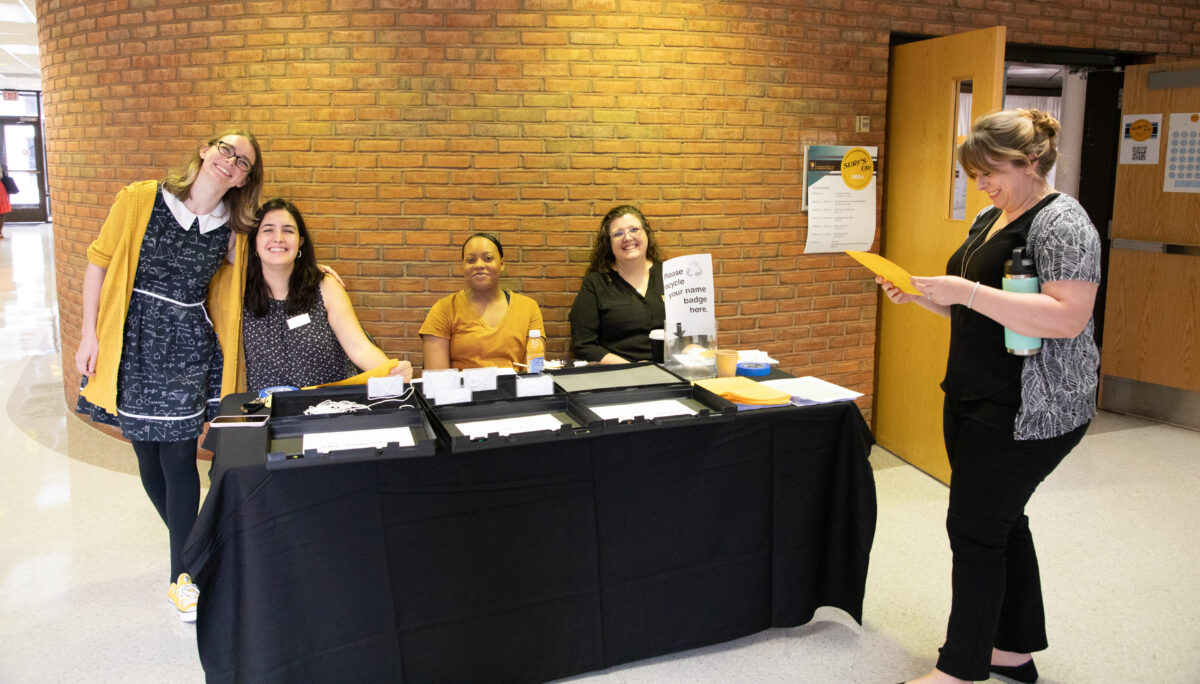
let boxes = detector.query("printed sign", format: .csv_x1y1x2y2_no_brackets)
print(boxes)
1119,114,1161,165
1164,113,1200,193
803,145,878,253
662,253,716,339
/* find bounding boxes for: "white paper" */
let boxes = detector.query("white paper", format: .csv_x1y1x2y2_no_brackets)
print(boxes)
461,366,499,391
662,253,716,337
515,373,555,397
286,313,311,330
803,145,878,253
589,399,698,422
1119,114,1161,165
1164,113,1200,193
302,427,415,454
453,413,563,440
760,376,863,405
738,350,778,364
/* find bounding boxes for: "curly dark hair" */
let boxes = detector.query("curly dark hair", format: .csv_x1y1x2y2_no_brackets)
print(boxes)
585,205,662,277
244,198,324,318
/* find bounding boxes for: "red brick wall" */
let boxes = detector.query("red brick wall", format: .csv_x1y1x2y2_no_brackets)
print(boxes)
39,0,1200,419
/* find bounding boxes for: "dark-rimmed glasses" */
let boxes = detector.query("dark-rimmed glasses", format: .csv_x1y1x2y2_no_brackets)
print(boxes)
214,140,254,173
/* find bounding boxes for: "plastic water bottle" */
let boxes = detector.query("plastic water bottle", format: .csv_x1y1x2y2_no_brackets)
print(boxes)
1002,247,1041,356
524,329,545,373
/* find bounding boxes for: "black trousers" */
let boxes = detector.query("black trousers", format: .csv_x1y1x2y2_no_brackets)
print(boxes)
935,405,1088,681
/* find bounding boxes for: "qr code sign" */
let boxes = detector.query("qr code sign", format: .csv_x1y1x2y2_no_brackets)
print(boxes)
1132,145,1147,161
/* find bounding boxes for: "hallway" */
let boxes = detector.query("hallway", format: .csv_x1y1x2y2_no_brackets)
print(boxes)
1,222,1197,682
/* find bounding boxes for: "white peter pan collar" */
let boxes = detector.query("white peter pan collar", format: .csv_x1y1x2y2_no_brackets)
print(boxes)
161,187,230,235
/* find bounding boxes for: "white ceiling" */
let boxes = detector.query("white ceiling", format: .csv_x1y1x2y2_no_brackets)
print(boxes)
0,0,39,92
1007,62,1065,89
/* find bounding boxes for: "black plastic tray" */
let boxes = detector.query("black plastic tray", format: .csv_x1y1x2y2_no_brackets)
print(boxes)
264,385,436,469
546,361,689,395
424,394,596,453
569,383,735,434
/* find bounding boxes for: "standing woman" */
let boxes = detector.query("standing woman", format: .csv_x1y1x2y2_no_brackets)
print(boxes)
0,158,12,239
420,233,544,371
569,205,665,363
242,198,412,389
881,109,1100,684
74,130,262,622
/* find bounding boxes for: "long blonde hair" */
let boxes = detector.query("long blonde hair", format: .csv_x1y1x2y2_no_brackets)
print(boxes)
957,109,1060,179
162,129,264,234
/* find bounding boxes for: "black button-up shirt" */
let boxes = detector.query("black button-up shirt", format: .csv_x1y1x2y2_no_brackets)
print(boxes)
569,262,665,362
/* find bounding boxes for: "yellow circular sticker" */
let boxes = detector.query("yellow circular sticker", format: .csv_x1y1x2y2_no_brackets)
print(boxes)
840,147,873,191
1129,119,1153,142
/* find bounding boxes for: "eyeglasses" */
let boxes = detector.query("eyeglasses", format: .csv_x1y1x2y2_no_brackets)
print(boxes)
610,225,643,240
214,140,254,173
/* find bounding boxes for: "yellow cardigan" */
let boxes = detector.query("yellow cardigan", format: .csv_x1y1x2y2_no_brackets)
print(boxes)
79,180,248,415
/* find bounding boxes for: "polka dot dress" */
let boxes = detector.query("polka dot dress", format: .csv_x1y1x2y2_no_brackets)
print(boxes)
242,291,357,391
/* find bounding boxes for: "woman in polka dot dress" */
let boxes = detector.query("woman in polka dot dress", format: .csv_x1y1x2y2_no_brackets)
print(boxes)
242,198,412,390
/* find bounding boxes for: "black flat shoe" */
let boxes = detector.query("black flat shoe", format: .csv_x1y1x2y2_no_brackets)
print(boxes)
990,658,1038,683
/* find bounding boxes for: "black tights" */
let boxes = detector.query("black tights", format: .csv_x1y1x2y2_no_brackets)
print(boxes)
131,439,200,582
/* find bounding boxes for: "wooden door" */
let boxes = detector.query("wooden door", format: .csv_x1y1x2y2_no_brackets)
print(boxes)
1101,60,1200,426
875,28,1006,483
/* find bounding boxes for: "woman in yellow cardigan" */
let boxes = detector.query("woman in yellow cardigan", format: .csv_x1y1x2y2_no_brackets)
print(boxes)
74,130,261,622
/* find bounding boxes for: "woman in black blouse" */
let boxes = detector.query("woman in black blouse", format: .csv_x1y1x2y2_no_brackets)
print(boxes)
243,198,412,389
883,110,1100,684
569,205,665,363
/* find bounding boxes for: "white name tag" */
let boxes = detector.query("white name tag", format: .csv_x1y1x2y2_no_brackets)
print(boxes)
422,369,462,401
462,366,499,391
286,313,312,330
434,387,473,405
515,373,554,397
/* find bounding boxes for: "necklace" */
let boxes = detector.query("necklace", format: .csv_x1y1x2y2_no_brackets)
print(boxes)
959,210,1001,278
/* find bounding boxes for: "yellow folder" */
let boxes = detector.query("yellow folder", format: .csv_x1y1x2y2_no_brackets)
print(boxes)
302,359,400,390
844,250,921,295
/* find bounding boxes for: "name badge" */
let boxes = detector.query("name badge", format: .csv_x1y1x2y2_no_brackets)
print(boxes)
286,313,312,330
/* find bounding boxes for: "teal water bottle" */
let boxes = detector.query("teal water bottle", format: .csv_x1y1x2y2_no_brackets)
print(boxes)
1003,247,1041,356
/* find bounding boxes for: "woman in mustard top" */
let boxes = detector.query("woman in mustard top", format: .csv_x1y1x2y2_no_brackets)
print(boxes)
419,233,544,371
73,130,262,623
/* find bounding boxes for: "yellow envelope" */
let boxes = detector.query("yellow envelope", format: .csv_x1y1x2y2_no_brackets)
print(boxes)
844,251,921,295
695,376,791,406
302,359,400,390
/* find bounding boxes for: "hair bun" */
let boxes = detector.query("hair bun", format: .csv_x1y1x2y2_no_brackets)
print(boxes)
1024,108,1060,139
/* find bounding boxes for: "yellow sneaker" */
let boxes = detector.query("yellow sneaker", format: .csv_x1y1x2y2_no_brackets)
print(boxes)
168,573,199,623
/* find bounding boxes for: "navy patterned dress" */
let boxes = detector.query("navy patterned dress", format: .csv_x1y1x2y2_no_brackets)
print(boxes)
76,190,231,442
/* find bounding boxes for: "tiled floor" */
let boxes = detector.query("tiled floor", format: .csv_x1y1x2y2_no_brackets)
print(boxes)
2,222,1198,682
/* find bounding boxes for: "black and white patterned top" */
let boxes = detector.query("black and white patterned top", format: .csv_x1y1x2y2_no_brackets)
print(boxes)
242,290,357,391
945,194,1100,440
1015,194,1101,439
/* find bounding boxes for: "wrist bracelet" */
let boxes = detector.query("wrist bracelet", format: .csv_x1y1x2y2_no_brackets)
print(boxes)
966,281,981,310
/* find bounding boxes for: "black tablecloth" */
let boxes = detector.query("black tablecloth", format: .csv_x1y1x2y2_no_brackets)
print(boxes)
184,397,876,683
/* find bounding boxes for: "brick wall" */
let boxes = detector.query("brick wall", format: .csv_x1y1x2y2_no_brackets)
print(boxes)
39,0,1200,420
